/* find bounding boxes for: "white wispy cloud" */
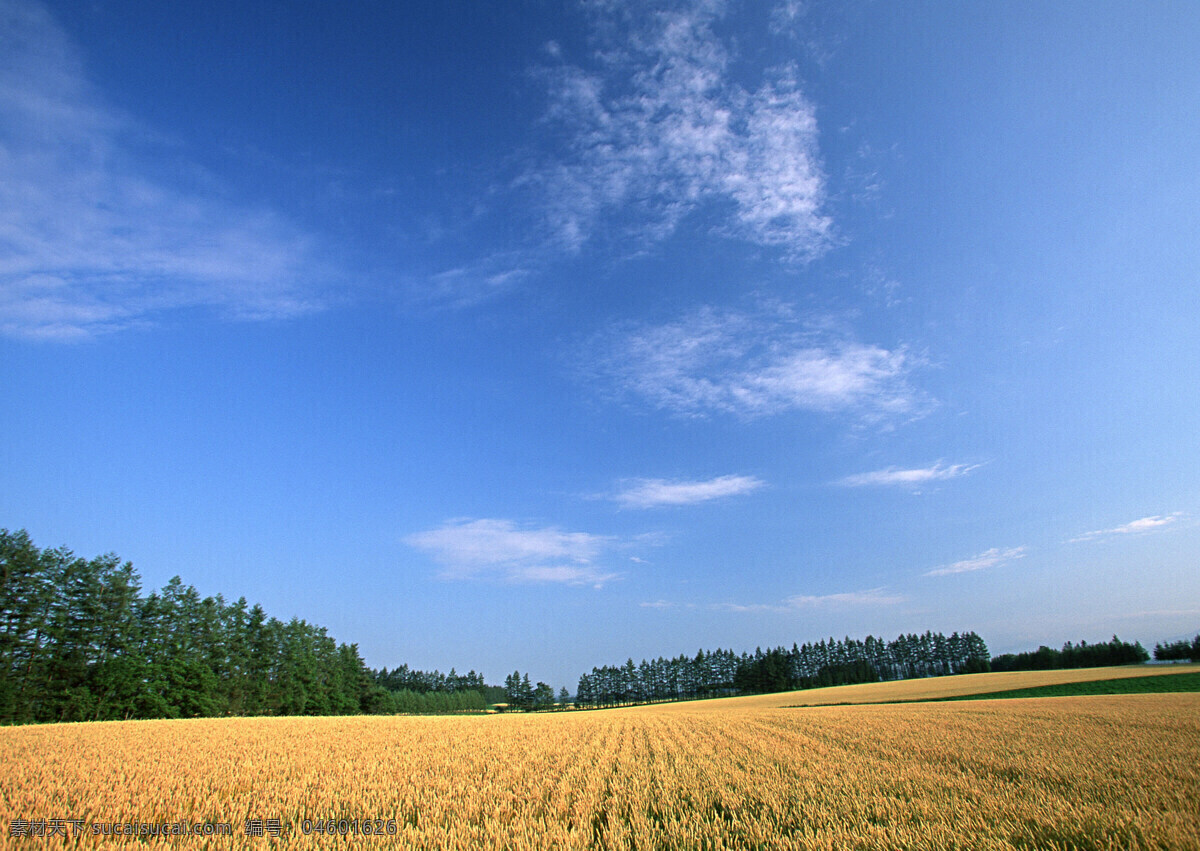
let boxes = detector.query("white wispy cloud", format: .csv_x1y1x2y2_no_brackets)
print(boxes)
0,0,324,340
415,253,532,309
509,564,616,585
716,587,906,613
838,461,981,488
783,588,907,608
924,546,1027,578
588,305,924,420
614,474,765,509
1068,513,1185,544
405,518,622,587
525,0,830,258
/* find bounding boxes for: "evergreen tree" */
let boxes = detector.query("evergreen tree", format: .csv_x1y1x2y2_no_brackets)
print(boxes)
533,681,554,710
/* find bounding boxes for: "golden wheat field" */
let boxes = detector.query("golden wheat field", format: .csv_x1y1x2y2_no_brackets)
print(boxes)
3,673,1199,850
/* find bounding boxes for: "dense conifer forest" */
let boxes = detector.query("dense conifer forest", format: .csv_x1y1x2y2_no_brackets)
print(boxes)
0,529,489,723
990,637,1151,672
574,632,992,708
1152,636,1200,663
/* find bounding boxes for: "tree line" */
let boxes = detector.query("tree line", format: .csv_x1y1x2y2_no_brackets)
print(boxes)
0,530,494,724
574,631,992,707
989,636,1150,672
1152,635,1200,663
501,671,571,710
371,665,505,714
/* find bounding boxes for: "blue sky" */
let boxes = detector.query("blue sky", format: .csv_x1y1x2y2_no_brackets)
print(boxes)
3,0,1198,691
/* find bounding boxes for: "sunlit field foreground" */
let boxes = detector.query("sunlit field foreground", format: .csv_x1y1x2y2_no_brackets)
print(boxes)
3,684,1199,849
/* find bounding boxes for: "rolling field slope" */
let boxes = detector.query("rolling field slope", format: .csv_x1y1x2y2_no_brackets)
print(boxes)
637,663,1200,711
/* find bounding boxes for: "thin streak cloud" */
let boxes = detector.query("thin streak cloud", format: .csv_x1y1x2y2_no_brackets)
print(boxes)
614,474,765,509
715,587,906,613
838,461,981,488
1068,513,1185,543
924,547,1027,578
